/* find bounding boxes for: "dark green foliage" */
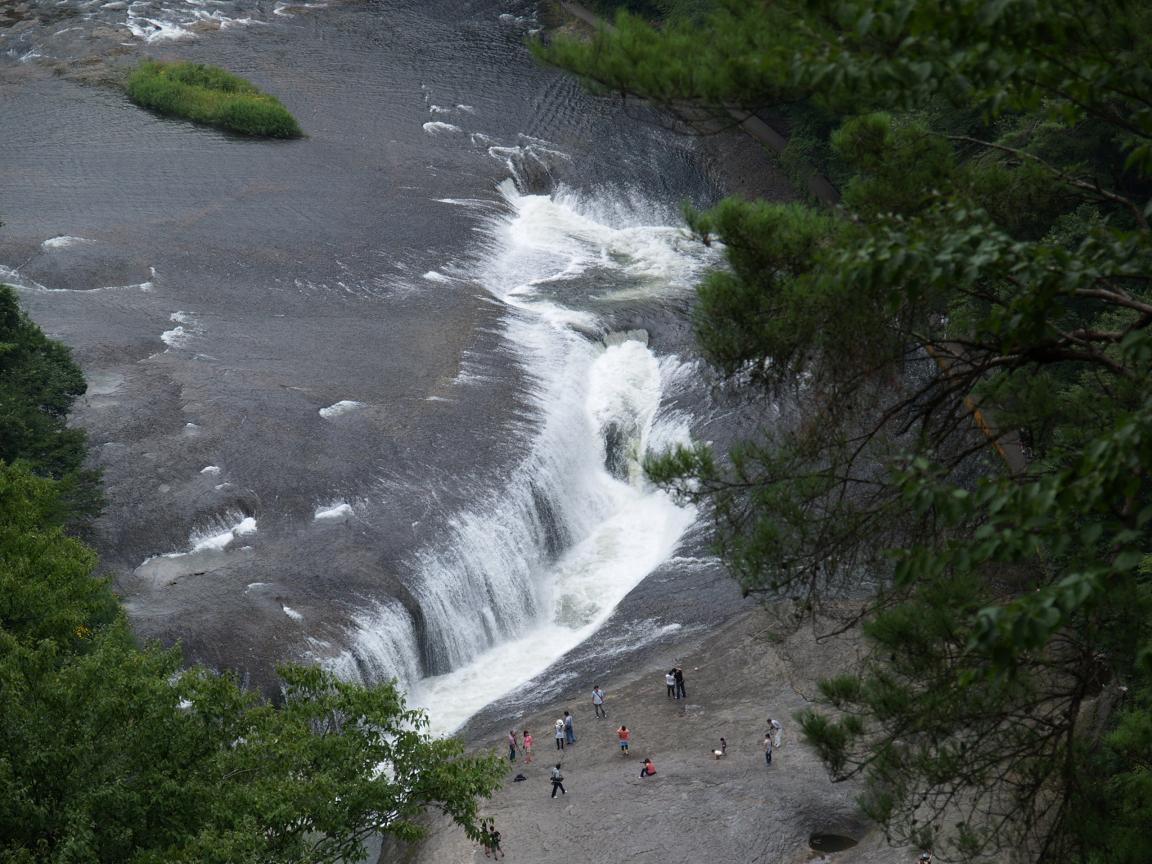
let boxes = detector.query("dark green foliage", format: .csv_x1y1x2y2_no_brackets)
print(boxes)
0,297,502,862
125,59,302,139
545,0,1152,860
0,285,100,522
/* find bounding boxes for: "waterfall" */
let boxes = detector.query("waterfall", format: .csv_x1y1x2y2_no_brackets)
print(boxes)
329,176,719,732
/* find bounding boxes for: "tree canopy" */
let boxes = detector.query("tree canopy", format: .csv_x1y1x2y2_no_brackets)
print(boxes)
0,285,504,863
541,1,1152,861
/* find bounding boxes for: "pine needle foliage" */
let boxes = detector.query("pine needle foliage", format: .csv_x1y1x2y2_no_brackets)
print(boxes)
541,1,1152,860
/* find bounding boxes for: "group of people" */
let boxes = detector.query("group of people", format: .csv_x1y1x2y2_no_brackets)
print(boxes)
481,672,790,857
507,711,576,764
479,818,503,859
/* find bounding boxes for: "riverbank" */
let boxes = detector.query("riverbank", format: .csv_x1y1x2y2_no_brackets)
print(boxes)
397,604,915,864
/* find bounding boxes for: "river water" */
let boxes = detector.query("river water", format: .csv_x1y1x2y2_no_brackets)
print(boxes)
1,0,760,731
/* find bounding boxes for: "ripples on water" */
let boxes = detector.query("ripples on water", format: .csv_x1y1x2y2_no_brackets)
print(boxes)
0,0,743,726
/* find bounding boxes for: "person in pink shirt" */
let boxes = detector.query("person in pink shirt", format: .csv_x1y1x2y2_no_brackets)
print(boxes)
522,729,534,764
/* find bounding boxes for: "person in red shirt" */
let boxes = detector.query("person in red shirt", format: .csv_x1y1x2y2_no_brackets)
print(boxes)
640,757,656,778
617,724,631,756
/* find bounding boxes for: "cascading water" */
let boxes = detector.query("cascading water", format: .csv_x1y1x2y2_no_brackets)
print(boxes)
330,170,720,733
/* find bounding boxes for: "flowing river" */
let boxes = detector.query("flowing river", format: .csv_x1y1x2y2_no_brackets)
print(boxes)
0,0,756,733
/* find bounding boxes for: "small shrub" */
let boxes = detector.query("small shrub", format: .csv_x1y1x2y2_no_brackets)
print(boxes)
125,59,302,139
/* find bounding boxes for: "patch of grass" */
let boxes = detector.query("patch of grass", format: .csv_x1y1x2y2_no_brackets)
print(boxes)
125,59,302,138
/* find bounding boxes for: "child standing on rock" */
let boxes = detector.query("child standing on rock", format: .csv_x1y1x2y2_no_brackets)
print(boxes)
617,724,631,756
665,670,677,699
522,729,533,764
763,731,774,767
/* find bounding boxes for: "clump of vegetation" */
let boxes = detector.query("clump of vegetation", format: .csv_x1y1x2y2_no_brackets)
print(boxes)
125,59,302,138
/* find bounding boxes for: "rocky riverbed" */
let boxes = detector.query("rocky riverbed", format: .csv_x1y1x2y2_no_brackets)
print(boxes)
396,604,918,864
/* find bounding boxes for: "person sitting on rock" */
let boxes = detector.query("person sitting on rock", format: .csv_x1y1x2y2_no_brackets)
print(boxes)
640,757,656,778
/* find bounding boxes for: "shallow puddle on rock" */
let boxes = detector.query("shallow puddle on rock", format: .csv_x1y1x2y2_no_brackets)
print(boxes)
809,833,859,853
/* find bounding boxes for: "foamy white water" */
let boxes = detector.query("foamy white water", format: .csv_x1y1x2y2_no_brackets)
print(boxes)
319,400,363,418
314,501,354,520
334,176,720,732
42,235,94,249
422,121,461,135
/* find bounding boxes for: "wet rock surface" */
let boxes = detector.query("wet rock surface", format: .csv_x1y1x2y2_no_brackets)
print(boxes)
401,606,916,864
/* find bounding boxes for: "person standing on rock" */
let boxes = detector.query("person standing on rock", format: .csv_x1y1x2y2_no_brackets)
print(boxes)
523,728,534,764
592,685,607,718
564,710,576,745
665,670,677,699
763,731,774,767
674,666,686,700
768,717,783,749
550,762,566,798
554,718,565,750
617,724,631,756
488,826,504,860
507,730,519,763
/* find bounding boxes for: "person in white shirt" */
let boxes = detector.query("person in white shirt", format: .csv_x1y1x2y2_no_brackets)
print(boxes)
591,685,606,718
768,717,783,749
665,671,677,699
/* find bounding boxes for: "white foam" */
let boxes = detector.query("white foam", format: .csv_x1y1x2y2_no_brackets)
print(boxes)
126,15,195,42
0,264,152,294
283,605,304,621
421,270,451,282
314,501,353,521
341,171,716,734
160,325,188,348
319,400,363,419
429,104,453,114
200,465,221,475
422,121,461,135
42,235,94,249
273,1,328,16
190,516,256,552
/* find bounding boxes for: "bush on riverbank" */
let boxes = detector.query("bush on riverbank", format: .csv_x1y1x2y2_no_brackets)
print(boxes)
125,59,302,138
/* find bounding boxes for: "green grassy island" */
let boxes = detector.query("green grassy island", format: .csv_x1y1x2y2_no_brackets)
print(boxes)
125,59,302,138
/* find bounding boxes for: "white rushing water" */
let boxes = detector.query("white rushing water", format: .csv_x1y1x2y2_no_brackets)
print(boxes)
332,176,719,734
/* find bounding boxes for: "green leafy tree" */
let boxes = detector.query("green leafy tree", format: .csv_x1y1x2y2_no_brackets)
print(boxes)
0,284,101,521
541,1,1152,860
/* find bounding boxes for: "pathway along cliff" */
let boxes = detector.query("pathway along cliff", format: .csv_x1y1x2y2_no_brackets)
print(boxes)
1,0,768,730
